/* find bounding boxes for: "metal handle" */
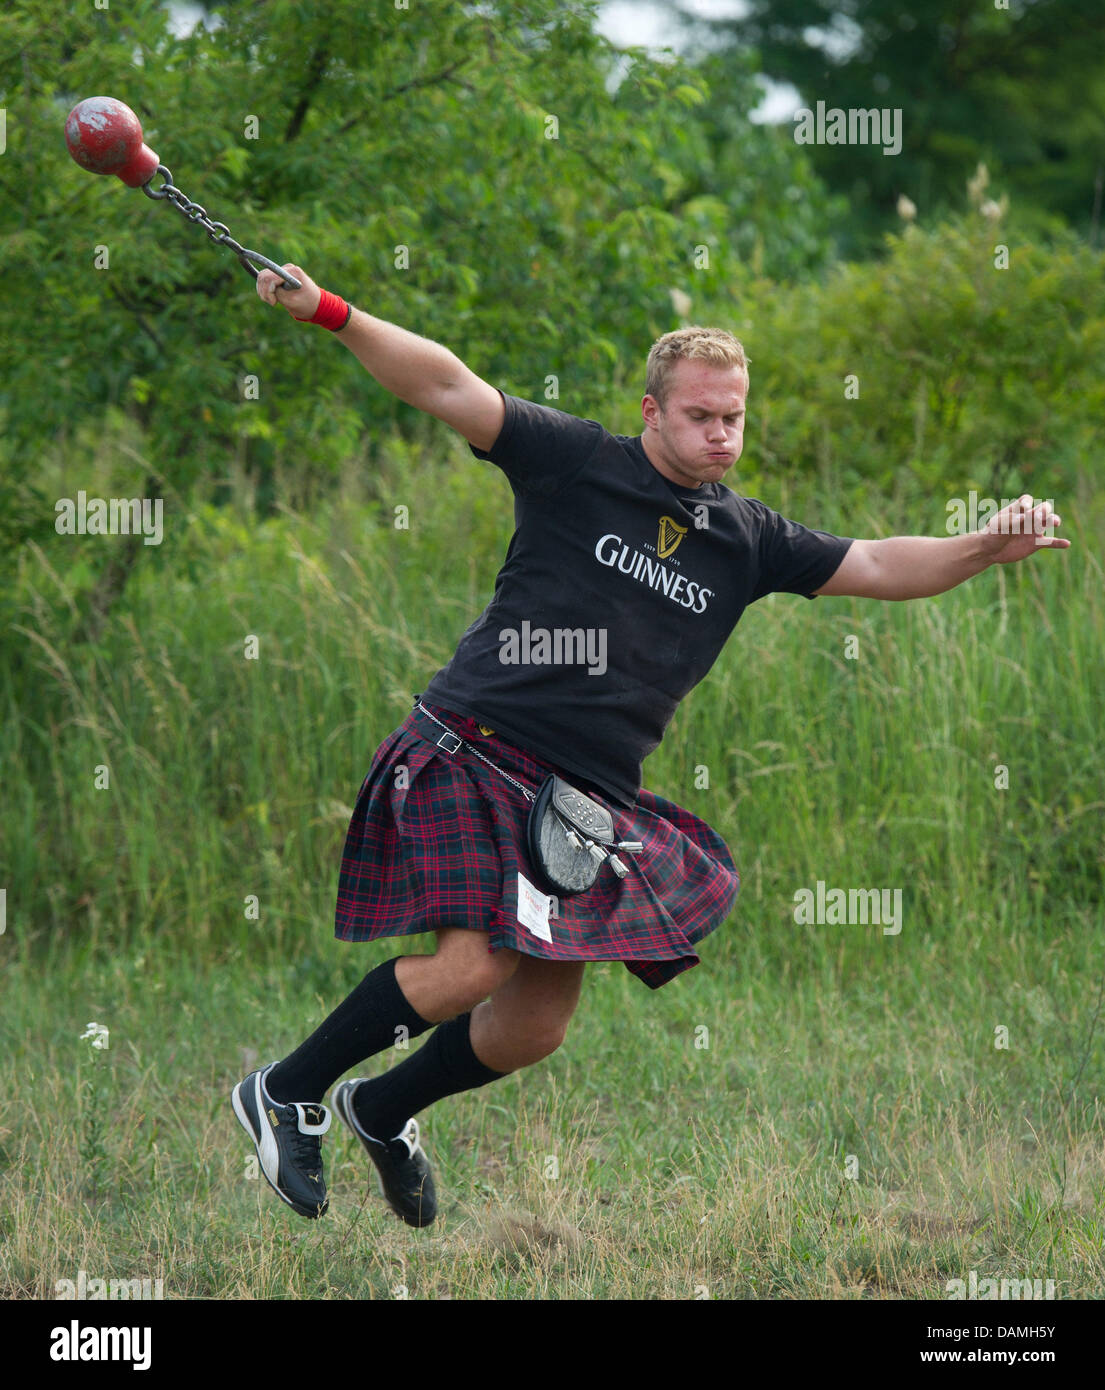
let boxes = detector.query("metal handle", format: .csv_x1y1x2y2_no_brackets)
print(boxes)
235,249,301,289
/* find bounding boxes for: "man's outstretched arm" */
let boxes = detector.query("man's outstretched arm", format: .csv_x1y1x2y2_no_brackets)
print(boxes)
814,496,1071,600
255,264,504,453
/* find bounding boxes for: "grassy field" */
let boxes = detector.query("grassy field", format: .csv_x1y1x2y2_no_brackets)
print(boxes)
2,447,1103,1300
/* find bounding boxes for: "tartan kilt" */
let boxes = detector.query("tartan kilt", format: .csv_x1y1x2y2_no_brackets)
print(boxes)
333,698,741,989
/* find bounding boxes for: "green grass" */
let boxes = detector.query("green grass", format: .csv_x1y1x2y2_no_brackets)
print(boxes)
2,451,1103,1300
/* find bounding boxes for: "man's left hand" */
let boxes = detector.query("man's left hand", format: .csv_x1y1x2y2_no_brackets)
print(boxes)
977,494,1071,565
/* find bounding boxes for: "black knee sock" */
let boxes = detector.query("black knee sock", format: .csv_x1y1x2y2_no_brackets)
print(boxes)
265,958,433,1104
352,1011,506,1141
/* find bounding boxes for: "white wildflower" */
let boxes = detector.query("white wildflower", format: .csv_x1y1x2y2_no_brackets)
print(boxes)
80,1022,109,1051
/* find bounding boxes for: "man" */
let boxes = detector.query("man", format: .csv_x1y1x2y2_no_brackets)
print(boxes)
232,266,1069,1227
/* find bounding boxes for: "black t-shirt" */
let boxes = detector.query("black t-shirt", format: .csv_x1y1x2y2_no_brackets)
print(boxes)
421,393,853,806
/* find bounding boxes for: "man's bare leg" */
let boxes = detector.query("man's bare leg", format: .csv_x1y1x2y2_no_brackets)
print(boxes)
469,954,586,1072
394,926,521,1021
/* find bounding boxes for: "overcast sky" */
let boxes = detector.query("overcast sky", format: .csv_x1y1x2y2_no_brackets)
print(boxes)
597,0,740,52
596,1,800,121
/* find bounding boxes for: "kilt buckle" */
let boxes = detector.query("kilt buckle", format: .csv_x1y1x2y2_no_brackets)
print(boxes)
436,730,463,755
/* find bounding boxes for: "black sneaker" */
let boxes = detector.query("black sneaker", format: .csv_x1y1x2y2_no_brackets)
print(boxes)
231,1064,331,1219
332,1081,437,1228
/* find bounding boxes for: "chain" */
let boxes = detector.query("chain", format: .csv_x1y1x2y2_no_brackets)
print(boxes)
140,164,300,288
415,702,536,803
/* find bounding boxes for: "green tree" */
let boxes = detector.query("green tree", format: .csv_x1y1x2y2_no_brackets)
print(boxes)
688,0,1105,254
1,0,837,617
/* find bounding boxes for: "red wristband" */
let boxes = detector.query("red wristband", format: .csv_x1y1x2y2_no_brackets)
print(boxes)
293,287,352,331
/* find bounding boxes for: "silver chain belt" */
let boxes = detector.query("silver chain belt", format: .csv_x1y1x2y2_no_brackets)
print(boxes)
415,701,537,803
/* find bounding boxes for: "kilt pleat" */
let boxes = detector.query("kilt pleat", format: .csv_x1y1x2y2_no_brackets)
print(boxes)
333,699,740,988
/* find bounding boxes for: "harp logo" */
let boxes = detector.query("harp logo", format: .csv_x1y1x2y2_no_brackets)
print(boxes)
657,515,688,560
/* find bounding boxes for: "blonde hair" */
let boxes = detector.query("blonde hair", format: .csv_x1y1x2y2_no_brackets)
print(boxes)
645,326,749,407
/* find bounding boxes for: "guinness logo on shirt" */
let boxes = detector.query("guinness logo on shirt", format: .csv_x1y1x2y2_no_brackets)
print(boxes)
657,515,688,560
594,532,714,613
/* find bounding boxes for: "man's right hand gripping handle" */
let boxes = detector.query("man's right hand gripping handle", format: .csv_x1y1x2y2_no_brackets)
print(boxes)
256,264,351,330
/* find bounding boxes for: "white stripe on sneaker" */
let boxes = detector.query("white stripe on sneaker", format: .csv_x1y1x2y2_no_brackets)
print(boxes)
256,1070,282,1190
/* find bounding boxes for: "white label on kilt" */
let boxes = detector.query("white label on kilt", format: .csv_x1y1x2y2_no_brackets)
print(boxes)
517,872,553,942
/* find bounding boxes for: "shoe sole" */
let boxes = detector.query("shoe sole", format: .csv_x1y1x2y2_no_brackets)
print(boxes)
231,1075,326,1220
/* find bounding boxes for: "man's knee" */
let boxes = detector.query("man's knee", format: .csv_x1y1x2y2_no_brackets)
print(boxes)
433,931,519,1012
485,957,583,1067
396,930,520,1022
522,1018,570,1064
487,1012,571,1071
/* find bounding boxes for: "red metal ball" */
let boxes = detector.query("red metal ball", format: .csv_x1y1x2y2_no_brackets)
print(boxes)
65,97,160,188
